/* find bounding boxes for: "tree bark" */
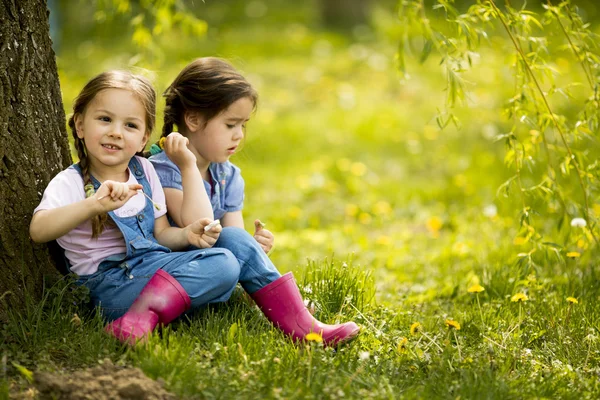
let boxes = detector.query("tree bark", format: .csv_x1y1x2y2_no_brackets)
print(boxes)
0,0,71,318
319,0,371,29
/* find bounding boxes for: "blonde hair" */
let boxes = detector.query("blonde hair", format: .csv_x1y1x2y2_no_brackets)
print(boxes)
68,70,156,238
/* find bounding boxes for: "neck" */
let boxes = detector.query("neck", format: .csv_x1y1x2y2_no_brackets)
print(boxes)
198,160,211,182
188,147,211,181
88,160,130,183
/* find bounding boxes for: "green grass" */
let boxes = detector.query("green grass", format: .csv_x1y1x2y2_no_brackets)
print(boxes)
3,0,600,398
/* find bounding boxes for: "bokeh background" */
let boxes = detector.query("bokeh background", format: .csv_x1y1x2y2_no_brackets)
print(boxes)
48,0,599,306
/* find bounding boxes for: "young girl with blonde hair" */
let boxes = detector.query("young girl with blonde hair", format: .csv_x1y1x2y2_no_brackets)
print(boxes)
30,70,243,343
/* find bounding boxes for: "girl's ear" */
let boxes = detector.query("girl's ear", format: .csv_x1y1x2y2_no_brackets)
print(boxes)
74,114,85,139
138,131,151,153
184,111,203,133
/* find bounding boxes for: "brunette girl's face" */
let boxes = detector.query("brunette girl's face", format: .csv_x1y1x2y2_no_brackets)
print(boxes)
187,96,253,165
75,88,149,176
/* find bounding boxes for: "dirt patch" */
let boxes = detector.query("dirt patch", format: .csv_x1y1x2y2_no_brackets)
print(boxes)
13,359,176,399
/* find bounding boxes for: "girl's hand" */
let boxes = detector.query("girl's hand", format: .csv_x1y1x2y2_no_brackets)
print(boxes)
95,181,142,212
254,219,274,254
163,132,196,170
187,218,222,249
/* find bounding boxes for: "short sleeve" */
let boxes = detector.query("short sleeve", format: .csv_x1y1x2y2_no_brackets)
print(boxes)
223,163,245,212
139,157,167,219
149,152,183,191
34,168,85,214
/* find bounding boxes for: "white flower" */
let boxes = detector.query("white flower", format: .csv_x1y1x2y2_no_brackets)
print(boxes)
571,218,587,228
358,351,370,361
483,204,497,218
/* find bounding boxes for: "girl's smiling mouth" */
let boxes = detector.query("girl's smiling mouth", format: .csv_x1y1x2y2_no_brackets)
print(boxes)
102,143,121,151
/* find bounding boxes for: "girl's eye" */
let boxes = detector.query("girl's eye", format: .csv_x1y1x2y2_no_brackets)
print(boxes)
126,123,139,129
226,124,235,129
99,116,111,122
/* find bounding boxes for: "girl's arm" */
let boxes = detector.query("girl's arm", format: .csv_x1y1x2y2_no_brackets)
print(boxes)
30,181,142,243
30,197,104,243
163,133,213,227
220,210,245,228
153,214,221,250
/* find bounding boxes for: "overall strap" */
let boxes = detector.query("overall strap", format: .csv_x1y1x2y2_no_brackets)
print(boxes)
129,156,146,181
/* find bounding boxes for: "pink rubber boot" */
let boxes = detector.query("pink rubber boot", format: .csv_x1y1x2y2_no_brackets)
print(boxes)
251,272,360,346
105,269,191,344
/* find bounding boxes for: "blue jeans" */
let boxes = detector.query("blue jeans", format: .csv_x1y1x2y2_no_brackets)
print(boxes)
78,247,241,321
214,226,281,294
78,227,280,321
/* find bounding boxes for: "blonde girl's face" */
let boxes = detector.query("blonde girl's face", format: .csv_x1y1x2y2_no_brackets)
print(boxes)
75,88,149,177
188,96,254,165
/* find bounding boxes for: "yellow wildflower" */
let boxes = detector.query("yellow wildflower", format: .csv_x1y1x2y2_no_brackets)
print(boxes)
445,320,461,330
358,212,372,225
350,162,367,177
566,252,581,258
566,297,578,304
158,136,166,148
398,337,408,353
426,216,443,233
410,322,421,335
70,313,81,327
468,284,485,293
511,293,528,302
304,332,323,342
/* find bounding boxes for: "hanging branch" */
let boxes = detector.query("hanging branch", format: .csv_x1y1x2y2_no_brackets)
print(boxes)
488,0,599,246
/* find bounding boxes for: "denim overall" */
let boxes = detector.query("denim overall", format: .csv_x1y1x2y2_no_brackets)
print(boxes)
73,157,280,321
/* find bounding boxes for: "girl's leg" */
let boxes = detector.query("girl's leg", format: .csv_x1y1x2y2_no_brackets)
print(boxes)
214,226,281,294
105,247,241,343
215,227,359,346
160,247,241,308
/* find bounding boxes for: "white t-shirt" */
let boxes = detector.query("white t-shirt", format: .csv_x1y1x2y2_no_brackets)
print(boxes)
34,157,167,276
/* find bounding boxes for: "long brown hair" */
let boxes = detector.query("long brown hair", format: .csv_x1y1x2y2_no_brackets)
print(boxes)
159,57,258,140
68,70,156,238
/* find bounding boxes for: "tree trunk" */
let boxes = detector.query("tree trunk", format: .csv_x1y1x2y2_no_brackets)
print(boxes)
0,0,71,318
319,0,371,29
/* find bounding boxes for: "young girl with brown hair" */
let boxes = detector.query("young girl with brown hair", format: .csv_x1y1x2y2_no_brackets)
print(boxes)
149,57,360,346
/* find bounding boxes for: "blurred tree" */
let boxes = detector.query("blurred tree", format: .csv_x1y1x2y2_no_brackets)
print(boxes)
0,0,71,318
319,0,372,29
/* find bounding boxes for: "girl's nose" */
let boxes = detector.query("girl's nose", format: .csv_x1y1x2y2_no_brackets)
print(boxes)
109,126,124,138
233,126,244,141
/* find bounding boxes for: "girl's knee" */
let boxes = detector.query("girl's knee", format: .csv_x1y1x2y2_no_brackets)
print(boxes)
215,248,241,287
218,226,253,243
216,227,261,256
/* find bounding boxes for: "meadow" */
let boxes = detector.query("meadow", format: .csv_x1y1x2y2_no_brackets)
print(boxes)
2,0,600,398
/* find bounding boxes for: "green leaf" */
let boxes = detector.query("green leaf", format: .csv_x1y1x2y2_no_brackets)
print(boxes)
227,322,238,344
419,39,434,64
12,362,33,383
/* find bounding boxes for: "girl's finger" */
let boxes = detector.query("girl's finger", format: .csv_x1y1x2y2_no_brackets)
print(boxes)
204,230,221,240
111,184,123,200
190,235,209,249
256,230,274,239
254,235,269,246
202,234,217,246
